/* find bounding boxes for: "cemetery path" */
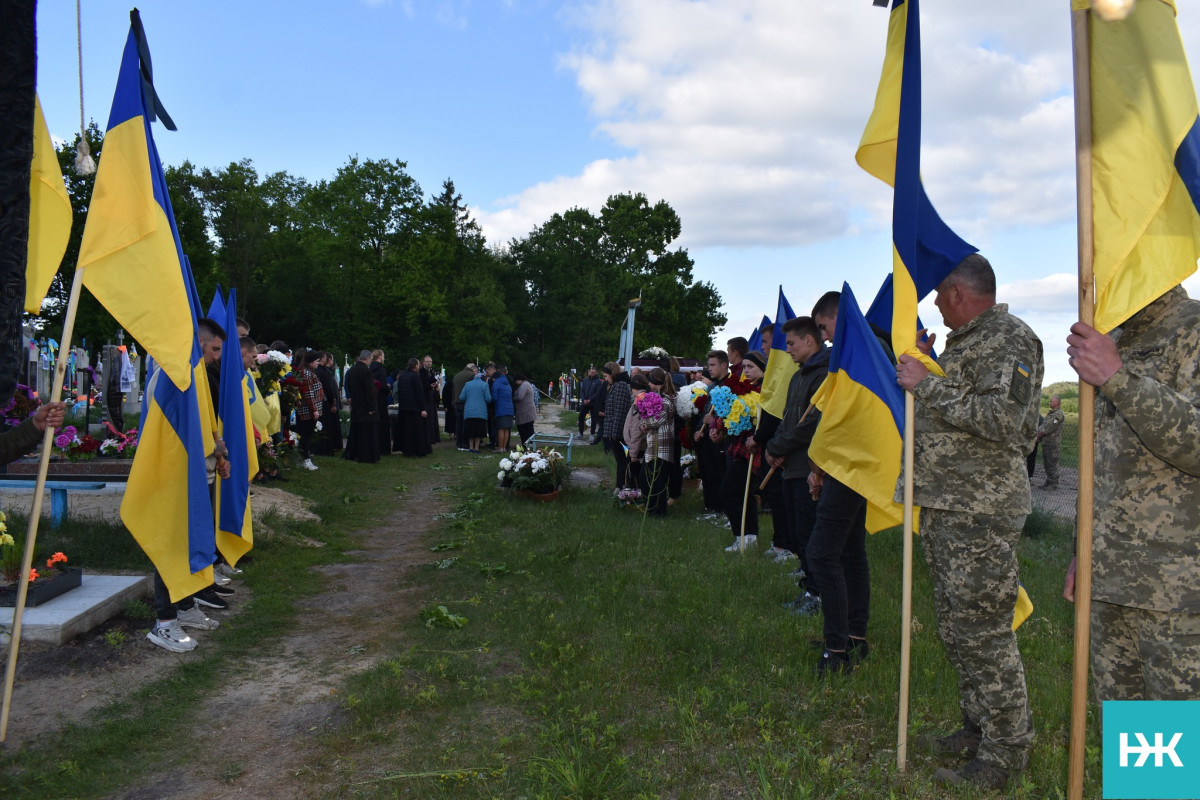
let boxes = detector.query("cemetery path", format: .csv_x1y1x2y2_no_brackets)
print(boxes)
4,471,449,800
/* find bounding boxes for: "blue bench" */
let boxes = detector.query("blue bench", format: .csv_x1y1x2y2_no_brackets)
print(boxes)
524,432,575,464
0,480,108,528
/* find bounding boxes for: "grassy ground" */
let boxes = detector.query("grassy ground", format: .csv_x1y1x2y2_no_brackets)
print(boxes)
315,442,1098,798
1,433,1102,798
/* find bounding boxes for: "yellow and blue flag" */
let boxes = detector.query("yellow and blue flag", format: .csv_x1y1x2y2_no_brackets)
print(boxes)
85,12,216,601
807,284,906,533
1082,0,1200,332
26,95,72,314
213,288,256,566
746,315,771,354
857,0,976,373
77,11,193,391
759,288,798,420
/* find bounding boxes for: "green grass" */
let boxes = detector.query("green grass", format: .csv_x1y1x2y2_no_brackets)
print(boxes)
1,443,1103,798
307,445,1100,799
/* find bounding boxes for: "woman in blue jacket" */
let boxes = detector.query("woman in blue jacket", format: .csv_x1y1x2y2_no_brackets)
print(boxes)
492,368,514,452
458,372,492,454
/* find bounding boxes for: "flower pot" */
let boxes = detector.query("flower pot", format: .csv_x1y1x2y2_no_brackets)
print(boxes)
0,567,83,607
513,489,560,502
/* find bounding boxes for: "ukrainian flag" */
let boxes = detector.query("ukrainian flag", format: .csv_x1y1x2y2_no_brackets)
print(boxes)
77,11,193,391
807,284,906,533
759,288,798,420
213,289,256,566
26,95,72,314
1082,0,1200,332
82,12,216,601
857,0,976,373
747,315,771,355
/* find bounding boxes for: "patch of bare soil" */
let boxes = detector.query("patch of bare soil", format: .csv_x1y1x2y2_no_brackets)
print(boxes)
1,465,452,800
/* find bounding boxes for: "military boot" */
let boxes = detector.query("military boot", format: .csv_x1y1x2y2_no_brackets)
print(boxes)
920,720,982,758
933,758,1010,790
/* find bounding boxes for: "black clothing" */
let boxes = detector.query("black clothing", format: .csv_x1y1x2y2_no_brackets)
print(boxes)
342,361,380,463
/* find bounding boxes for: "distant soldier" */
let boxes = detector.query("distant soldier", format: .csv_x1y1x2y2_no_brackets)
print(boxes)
1037,395,1064,489
895,254,1043,791
1065,284,1200,704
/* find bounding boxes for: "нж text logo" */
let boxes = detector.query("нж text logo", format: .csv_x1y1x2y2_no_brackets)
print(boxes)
1119,733,1184,768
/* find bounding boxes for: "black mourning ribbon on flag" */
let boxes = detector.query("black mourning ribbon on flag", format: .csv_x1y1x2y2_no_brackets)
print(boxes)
129,9,177,131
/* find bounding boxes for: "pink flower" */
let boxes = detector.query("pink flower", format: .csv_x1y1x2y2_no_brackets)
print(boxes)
635,391,663,418
256,353,269,364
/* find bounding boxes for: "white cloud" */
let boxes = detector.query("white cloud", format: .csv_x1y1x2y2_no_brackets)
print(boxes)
477,0,1077,251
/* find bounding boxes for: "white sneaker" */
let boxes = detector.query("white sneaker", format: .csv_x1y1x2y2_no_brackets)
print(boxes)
213,571,231,586
146,620,198,652
301,458,318,471
176,605,220,631
724,535,757,552
215,563,242,578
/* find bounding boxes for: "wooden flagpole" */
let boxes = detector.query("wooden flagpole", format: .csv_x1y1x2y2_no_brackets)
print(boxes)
897,392,915,771
738,414,761,553
0,263,86,742
1068,5,1097,799
758,403,815,491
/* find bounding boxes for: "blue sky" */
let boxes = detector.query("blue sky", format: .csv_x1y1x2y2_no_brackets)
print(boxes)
32,1,1200,384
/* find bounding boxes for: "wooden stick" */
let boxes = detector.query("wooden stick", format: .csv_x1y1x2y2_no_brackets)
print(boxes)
0,263,84,742
738,414,762,554
758,404,815,490
1068,7,1096,799
897,391,915,771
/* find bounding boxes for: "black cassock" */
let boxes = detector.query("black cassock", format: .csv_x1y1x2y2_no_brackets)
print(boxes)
342,361,379,463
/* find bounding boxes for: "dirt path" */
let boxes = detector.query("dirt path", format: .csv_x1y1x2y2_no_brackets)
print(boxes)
1,468,451,800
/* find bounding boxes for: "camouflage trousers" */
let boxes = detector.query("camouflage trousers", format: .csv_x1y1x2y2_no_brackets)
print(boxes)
1092,600,1200,701
1041,439,1060,487
921,508,1034,771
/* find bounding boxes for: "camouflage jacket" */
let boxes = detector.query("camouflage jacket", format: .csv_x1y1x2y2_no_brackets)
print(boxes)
902,303,1043,514
1038,407,1065,444
1093,286,1200,612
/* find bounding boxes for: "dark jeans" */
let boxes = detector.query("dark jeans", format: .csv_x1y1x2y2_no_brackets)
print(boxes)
760,465,788,549
720,456,758,538
807,475,870,650
694,436,726,512
783,476,820,595
455,402,467,448
518,421,535,444
153,570,195,620
640,457,670,516
668,436,682,499
294,416,317,459
608,438,630,488
578,404,595,434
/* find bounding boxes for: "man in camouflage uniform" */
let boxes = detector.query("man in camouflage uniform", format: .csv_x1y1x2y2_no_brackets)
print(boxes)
1037,395,1065,489
1065,285,1200,702
895,254,1043,790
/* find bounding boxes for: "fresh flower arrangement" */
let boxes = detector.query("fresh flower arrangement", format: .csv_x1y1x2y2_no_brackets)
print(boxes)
99,427,139,458
676,381,709,418
614,487,644,509
708,386,762,435
255,350,292,396
0,512,71,584
497,447,570,494
638,346,669,360
680,452,697,479
278,374,304,407
53,426,103,461
1,384,39,428
634,391,664,418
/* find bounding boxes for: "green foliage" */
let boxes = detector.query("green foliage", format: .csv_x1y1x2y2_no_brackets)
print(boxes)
37,131,722,385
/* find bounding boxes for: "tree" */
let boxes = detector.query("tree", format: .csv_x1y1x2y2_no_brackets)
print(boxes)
505,192,725,379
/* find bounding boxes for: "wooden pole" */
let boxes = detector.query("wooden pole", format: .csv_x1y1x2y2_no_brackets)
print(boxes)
896,391,915,771
0,264,85,742
758,404,815,490
1068,6,1097,799
738,414,762,553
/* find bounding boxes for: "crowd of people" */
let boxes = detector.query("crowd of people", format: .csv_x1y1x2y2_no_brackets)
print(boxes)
127,250,1197,793
584,252,1199,791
